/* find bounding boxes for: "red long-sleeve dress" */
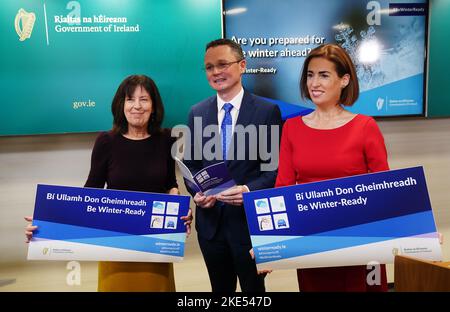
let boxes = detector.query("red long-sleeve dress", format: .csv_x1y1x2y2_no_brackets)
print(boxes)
275,114,389,292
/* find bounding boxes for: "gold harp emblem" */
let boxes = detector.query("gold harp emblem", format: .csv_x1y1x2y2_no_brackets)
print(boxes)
15,8,36,41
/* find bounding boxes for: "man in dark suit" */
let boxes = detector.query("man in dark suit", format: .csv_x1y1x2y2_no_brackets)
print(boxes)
184,38,282,292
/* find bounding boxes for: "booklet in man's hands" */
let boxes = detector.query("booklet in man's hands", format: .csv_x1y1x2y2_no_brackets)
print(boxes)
175,157,236,196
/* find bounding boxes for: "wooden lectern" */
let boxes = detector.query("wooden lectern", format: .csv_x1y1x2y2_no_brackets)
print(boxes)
394,255,450,291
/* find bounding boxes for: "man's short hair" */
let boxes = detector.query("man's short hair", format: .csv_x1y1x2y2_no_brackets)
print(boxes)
206,38,244,60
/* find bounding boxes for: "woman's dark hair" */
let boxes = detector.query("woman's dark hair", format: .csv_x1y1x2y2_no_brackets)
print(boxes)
300,43,359,106
111,75,164,135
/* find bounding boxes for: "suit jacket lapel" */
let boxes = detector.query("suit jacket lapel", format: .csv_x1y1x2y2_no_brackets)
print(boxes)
235,91,255,127
205,96,218,126
202,97,221,165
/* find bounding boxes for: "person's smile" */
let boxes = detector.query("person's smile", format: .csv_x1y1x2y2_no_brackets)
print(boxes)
310,89,325,98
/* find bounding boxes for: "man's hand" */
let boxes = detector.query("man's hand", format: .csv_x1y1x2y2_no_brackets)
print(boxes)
249,248,273,275
193,192,216,208
216,185,249,206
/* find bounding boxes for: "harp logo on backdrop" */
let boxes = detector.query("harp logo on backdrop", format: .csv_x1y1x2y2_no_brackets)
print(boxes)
376,97,385,111
15,8,36,41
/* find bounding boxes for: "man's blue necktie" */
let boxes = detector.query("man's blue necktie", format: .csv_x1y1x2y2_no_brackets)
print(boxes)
221,103,233,160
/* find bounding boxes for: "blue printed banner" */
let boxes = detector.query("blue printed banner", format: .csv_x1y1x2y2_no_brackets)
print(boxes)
28,184,190,262
243,167,442,270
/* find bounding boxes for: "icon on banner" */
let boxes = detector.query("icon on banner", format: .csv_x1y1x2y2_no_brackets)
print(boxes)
15,8,36,42
273,213,290,229
376,97,385,111
150,215,164,229
269,196,286,212
254,198,270,214
166,202,180,215
258,215,274,231
152,201,166,214
164,216,178,229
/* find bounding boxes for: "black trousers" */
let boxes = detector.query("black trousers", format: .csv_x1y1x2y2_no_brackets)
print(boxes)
198,222,265,292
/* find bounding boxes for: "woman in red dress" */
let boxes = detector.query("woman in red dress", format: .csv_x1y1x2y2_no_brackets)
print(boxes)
275,44,388,292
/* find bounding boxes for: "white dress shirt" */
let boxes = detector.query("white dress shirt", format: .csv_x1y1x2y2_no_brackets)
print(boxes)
216,88,250,192
217,87,244,135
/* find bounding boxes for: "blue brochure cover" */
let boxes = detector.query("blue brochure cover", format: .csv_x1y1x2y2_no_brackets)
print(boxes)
27,184,190,262
176,157,236,196
243,167,442,270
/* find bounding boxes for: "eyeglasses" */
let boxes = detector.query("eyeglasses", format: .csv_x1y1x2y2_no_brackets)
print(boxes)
204,59,243,73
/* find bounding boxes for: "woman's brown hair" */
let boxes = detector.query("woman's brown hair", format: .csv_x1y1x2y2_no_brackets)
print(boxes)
111,75,164,134
300,44,359,106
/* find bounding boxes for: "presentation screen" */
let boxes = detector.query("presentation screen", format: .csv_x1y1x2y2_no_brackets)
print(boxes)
0,0,221,136
223,0,428,119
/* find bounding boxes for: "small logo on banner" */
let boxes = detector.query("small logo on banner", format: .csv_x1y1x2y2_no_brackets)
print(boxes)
166,202,180,215
15,8,36,42
376,97,385,111
273,213,290,229
42,247,50,255
392,247,400,256
254,198,270,214
152,201,166,214
258,215,274,231
254,196,290,231
150,201,181,230
150,215,164,229
164,216,178,229
269,196,286,212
